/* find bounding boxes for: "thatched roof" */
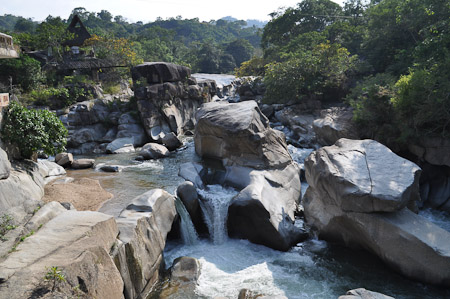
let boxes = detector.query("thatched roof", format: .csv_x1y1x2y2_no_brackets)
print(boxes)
64,15,91,47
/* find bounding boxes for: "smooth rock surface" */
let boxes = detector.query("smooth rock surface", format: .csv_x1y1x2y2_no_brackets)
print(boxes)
195,101,292,170
71,158,95,169
305,139,421,213
140,143,169,159
0,147,11,180
339,288,394,299
131,62,191,84
162,132,182,151
114,189,177,299
0,211,123,299
55,152,73,168
313,107,358,146
106,137,135,154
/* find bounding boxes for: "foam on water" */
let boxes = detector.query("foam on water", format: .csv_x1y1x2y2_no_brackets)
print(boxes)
197,185,238,245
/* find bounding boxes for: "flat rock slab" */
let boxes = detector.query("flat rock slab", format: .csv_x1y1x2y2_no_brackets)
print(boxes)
305,138,421,213
0,210,122,299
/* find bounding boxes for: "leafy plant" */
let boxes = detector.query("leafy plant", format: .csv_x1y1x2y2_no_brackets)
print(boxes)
1,101,68,159
44,266,66,293
0,214,16,241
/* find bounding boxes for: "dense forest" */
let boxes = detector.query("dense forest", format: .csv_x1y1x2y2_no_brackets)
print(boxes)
1,0,449,151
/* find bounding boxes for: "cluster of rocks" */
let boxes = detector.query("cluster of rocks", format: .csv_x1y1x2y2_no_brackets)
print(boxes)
179,100,307,251
0,167,177,299
62,62,215,155
303,138,450,287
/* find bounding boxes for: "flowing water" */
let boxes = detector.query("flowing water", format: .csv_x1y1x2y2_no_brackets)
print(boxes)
66,139,450,298
175,197,199,245
197,185,239,245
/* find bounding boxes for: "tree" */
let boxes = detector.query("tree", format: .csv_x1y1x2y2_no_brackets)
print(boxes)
34,16,73,60
0,55,43,91
14,17,36,33
225,39,254,67
97,10,113,22
84,35,143,66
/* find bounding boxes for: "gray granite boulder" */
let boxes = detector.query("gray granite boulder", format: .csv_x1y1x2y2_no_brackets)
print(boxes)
131,62,191,84
71,158,95,169
140,143,169,159
313,107,359,146
305,139,421,213
113,189,177,299
162,132,182,151
194,101,292,170
55,152,74,168
304,138,450,286
339,288,394,299
0,211,123,299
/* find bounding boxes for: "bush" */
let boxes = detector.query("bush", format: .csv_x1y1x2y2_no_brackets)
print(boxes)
0,55,43,91
263,42,358,104
392,65,450,139
346,73,399,144
0,101,67,159
235,57,266,77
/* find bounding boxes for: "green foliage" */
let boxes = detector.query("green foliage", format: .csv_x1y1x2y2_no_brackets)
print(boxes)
0,55,43,91
102,83,121,94
44,266,66,292
346,73,398,143
1,101,68,159
392,65,450,139
0,214,16,241
264,42,358,104
235,57,266,77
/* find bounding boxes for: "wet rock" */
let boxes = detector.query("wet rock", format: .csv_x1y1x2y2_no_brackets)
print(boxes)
0,147,11,180
409,137,450,167
55,152,73,168
419,163,450,212
71,158,95,169
114,189,177,299
177,181,201,226
162,132,182,151
140,143,169,159
339,288,394,299
99,165,122,172
170,256,201,283
178,162,205,189
313,107,358,146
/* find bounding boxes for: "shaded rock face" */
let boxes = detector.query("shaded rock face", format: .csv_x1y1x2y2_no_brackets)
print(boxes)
61,99,148,155
132,62,191,84
304,138,450,287
0,211,123,299
409,137,450,168
305,139,421,213
135,81,205,142
113,189,177,299
193,100,305,251
419,163,450,212
313,107,358,146
195,101,292,170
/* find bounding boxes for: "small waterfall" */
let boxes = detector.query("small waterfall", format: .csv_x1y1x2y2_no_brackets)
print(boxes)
197,185,238,245
175,197,199,245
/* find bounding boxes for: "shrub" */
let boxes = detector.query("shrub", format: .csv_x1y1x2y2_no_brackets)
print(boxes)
0,55,43,91
346,73,399,144
263,42,358,104
0,101,67,159
102,83,121,95
0,214,16,241
235,57,266,77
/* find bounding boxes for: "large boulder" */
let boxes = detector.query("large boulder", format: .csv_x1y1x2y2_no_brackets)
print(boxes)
304,138,450,286
313,107,359,146
0,147,11,180
71,158,95,169
106,137,135,154
0,211,123,299
135,81,203,141
305,139,421,213
194,101,292,170
113,189,177,299
55,152,74,168
339,288,394,299
131,62,191,84
194,100,304,251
